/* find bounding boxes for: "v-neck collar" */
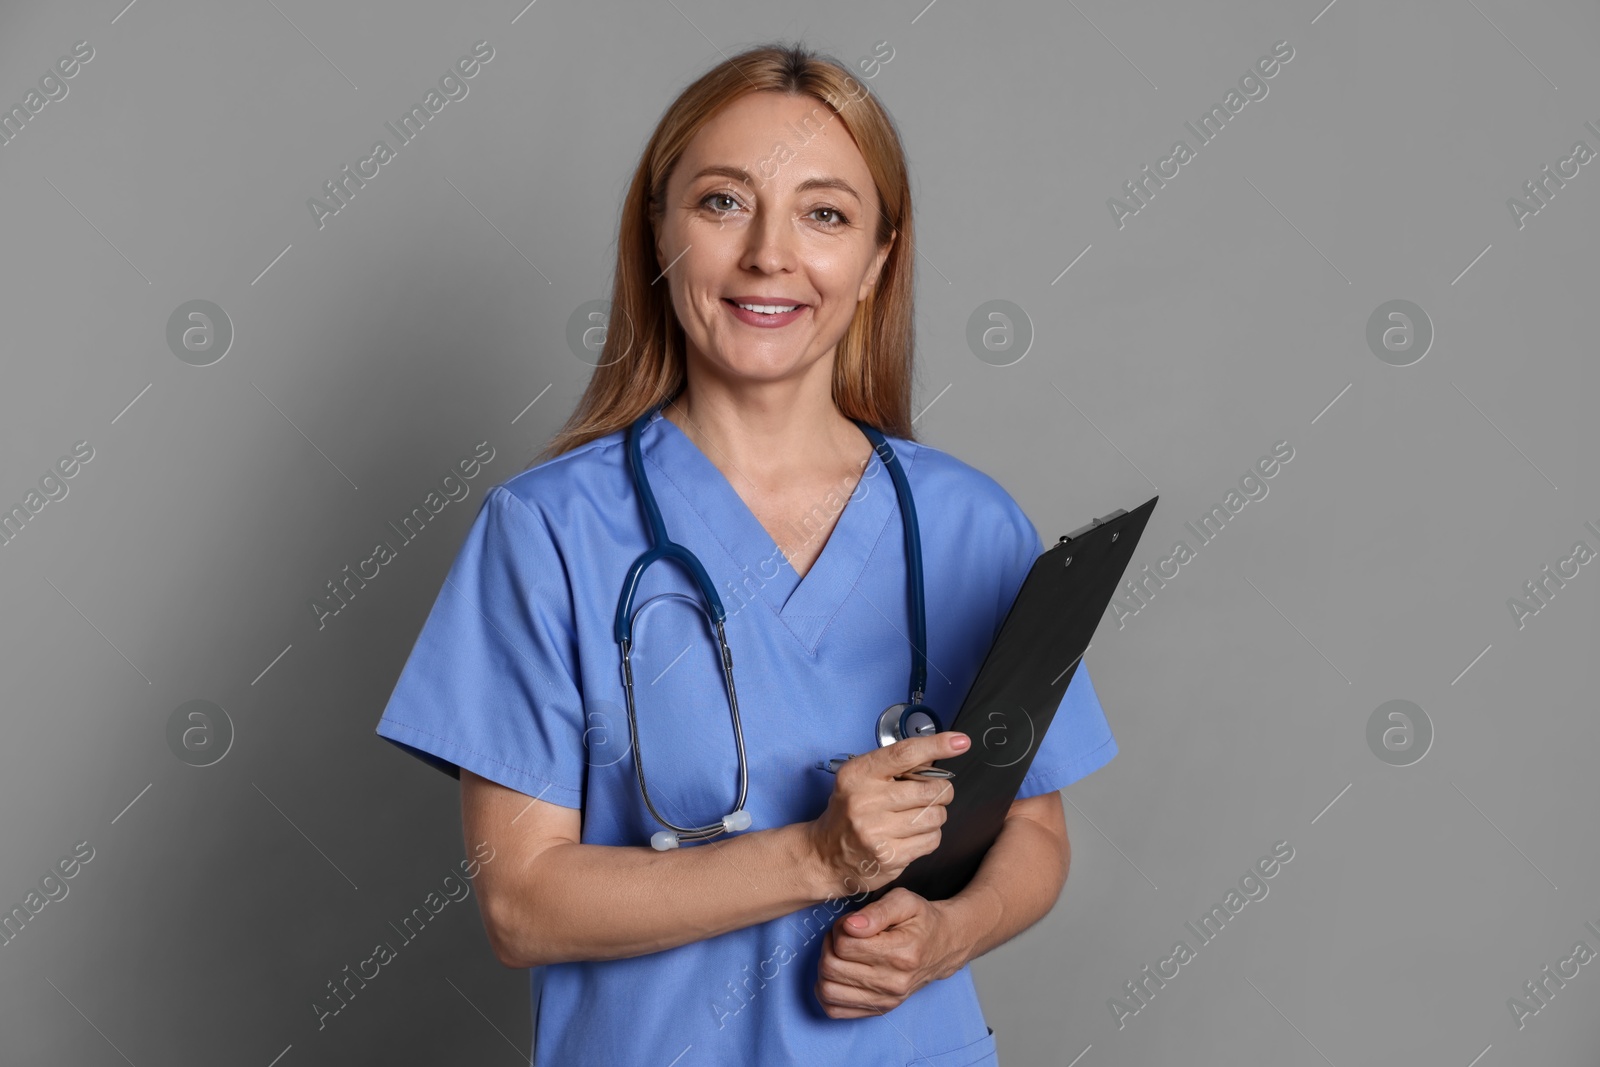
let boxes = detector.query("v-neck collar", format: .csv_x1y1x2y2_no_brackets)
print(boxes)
638,408,912,652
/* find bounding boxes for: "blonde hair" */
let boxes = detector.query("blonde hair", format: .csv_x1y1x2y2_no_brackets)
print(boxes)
531,41,918,465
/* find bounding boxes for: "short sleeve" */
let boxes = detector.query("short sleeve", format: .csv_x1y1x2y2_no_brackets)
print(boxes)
375,484,587,809
1015,664,1116,797
991,500,1118,799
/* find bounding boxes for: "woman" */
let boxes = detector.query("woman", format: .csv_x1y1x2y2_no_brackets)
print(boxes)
376,42,1117,1065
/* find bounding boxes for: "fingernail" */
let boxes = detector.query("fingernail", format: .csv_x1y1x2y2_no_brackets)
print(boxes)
846,914,867,929
951,734,969,750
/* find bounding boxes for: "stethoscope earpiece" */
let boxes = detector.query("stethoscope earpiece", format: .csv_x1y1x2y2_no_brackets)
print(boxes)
650,807,751,851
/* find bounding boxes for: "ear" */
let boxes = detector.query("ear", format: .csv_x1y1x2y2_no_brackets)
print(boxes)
650,214,671,274
858,231,895,302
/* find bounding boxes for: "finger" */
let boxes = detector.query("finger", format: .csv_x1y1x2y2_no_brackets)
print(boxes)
840,887,924,937
883,776,955,813
815,957,906,1008
819,940,908,998
831,928,904,968
842,830,938,891
815,976,890,1018
865,731,969,778
860,827,942,873
817,958,905,1002
821,1003,878,1020
827,920,888,963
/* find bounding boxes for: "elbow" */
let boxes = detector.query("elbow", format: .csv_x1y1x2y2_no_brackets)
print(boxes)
1052,825,1072,893
483,910,533,969
497,948,542,970
479,842,589,969
490,933,537,970
480,884,548,970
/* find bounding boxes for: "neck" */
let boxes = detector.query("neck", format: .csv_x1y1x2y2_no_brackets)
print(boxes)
661,369,869,490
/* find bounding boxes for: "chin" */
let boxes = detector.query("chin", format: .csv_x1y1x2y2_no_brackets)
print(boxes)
710,361,808,384
697,347,813,381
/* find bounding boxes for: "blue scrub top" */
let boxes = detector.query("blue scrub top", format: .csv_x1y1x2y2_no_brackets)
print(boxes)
375,408,1117,1066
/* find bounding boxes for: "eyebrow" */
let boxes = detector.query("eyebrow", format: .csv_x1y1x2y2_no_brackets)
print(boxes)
688,165,863,204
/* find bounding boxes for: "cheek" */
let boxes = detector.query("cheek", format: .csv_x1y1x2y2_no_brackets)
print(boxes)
666,272,734,353
816,272,868,323
661,249,710,313
814,248,873,302
674,235,736,300
680,273,727,325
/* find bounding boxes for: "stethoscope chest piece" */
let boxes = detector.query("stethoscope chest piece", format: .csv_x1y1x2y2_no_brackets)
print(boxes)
875,702,956,780
876,702,939,747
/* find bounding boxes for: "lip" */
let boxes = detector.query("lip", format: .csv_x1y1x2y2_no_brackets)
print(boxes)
727,295,807,306
723,297,808,328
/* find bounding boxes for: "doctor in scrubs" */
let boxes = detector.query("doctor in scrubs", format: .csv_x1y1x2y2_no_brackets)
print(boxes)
376,42,1117,1066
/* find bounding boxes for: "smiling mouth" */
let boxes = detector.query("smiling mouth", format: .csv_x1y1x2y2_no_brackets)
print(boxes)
724,299,805,314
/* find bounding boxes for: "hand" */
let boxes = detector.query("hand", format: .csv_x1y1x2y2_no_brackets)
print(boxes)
814,887,970,1018
807,731,967,897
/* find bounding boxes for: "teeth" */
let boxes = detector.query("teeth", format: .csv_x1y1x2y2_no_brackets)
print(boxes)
735,302,800,314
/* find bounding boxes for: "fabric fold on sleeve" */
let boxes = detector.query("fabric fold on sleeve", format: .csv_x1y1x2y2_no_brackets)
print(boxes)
375,484,588,809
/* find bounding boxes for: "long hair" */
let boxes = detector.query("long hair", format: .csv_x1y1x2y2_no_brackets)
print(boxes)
531,42,917,465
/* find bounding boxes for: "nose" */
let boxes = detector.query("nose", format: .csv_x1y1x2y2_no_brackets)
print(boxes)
739,206,797,275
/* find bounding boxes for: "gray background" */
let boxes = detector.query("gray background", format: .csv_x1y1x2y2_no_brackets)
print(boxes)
1,0,1596,1064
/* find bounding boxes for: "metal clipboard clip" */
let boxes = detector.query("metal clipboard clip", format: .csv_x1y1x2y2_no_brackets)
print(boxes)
1059,508,1129,545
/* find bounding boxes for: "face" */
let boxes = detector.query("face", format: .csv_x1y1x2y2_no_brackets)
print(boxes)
653,91,894,388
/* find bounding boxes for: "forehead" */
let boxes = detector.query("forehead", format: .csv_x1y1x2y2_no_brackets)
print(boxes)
673,91,872,189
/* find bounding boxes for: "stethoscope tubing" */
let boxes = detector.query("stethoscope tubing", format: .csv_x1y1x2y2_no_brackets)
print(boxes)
619,605,749,841
614,401,928,845
859,424,927,704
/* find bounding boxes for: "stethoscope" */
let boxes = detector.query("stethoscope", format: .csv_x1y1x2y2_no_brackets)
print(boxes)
616,402,947,851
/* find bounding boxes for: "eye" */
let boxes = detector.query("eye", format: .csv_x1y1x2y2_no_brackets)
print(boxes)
809,206,849,228
700,191,742,215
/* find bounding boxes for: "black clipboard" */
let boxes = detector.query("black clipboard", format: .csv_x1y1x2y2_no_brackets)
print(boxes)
860,494,1158,905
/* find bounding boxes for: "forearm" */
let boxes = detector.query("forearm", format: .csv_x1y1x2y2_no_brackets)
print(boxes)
497,822,834,967
940,812,1070,971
